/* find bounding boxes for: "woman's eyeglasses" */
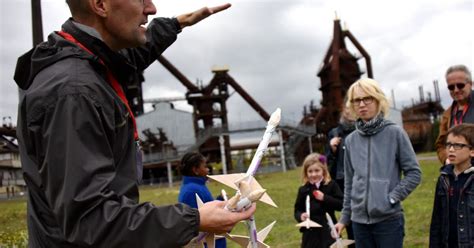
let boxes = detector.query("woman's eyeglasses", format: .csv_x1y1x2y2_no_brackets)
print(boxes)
447,83,466,91
445,142,472,150
351,96,374,106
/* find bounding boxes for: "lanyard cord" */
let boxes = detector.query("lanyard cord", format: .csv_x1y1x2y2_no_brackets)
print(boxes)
57,31,139,140
453,103,469,126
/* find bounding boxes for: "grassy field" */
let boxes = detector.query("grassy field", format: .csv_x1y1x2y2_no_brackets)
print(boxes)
0,158,439,247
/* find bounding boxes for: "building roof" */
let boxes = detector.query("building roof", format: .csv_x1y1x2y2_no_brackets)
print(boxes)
136,103,195,151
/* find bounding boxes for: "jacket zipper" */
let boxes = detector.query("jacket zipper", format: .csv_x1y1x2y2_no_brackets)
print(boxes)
366,137,371,224
457,174,473,247
440,175,450,246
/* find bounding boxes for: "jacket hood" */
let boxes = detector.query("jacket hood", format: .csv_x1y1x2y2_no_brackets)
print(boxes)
14,32,94,90
440,163,474,175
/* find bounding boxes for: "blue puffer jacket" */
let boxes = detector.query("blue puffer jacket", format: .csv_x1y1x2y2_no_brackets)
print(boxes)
178,176,226,248
178,176,214,208
429,164,474,248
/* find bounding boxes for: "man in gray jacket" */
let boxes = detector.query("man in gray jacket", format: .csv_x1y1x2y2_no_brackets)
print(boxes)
334,78,421,248
14,1,255,247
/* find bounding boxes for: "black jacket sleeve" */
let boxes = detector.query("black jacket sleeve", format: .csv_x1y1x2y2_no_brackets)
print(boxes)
294,187,306,222
31,90,198,247
126,17,180,72
322,181,343,211
325,128,338,178
429,178,443,248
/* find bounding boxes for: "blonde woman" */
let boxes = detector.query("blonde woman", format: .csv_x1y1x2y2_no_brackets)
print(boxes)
334,78,422,248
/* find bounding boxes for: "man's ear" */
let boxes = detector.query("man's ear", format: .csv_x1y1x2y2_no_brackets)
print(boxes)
90,0,108,17
470,149,474,158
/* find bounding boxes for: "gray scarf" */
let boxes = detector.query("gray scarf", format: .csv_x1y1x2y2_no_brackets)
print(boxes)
355,113,388,136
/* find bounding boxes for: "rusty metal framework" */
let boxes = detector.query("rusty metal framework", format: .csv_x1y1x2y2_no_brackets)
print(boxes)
402,81,444,151
295,18,373,164
157,56,270,170
29,1,272,173
315,18,372,134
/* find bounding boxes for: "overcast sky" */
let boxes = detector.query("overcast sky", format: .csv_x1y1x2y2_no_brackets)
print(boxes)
1,0,472,126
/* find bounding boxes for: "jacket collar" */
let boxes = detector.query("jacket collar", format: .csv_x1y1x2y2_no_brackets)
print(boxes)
441,163,474,176
61,18,137,87
182,176,208,185
450,90,474,111
464,166,474,174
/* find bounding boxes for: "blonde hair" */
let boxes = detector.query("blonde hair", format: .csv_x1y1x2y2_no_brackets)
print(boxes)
301,153,331,185
345,78,390,118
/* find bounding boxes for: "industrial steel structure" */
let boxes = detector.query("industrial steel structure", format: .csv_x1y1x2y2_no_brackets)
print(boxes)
402,81,444,151
26,2,443,184
294,17,373,164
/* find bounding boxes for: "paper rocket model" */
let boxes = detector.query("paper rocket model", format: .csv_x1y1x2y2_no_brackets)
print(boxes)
295,195,322,229
184,194,223,248
209,108,281,248
326,213,355,248
225,221,276,248
208,174,277,208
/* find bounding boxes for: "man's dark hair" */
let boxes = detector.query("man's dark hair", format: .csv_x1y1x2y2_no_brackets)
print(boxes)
179,152,206,176
447,123,474,147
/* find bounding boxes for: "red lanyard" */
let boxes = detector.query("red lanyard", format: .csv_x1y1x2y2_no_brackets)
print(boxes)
453,104,469,126
57,31,138,140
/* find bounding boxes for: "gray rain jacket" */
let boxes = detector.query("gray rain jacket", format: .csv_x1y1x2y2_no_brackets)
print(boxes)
14,18,199,247
339,120,422,225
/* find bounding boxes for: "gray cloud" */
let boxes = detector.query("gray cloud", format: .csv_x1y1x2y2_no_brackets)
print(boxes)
1,0,473,126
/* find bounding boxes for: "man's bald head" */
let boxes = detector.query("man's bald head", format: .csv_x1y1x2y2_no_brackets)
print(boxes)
65,0,91,20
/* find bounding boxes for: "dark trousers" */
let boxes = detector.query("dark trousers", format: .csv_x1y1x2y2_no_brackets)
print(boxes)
352,215,405,248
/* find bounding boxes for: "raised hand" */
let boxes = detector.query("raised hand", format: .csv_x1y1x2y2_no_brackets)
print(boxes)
177,3,232,28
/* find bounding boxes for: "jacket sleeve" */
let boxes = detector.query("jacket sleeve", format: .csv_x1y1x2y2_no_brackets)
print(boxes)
435,108,450,164
181,185,214,208
33,92,199,247
126,17,180,71
294,187,305,222
389,128,422,203
323,181,343,211
325,128,337,174
429,178,443,248
340,142,354,226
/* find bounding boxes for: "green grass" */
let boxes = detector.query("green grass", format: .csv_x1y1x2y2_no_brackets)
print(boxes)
0,159,439,247
416,151,438,158
0,199,28,247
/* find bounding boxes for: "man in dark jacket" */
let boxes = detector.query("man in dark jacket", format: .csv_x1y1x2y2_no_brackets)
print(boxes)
13,1,255,247
325,105,355,247
326,106,355,191
435,64,474,164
